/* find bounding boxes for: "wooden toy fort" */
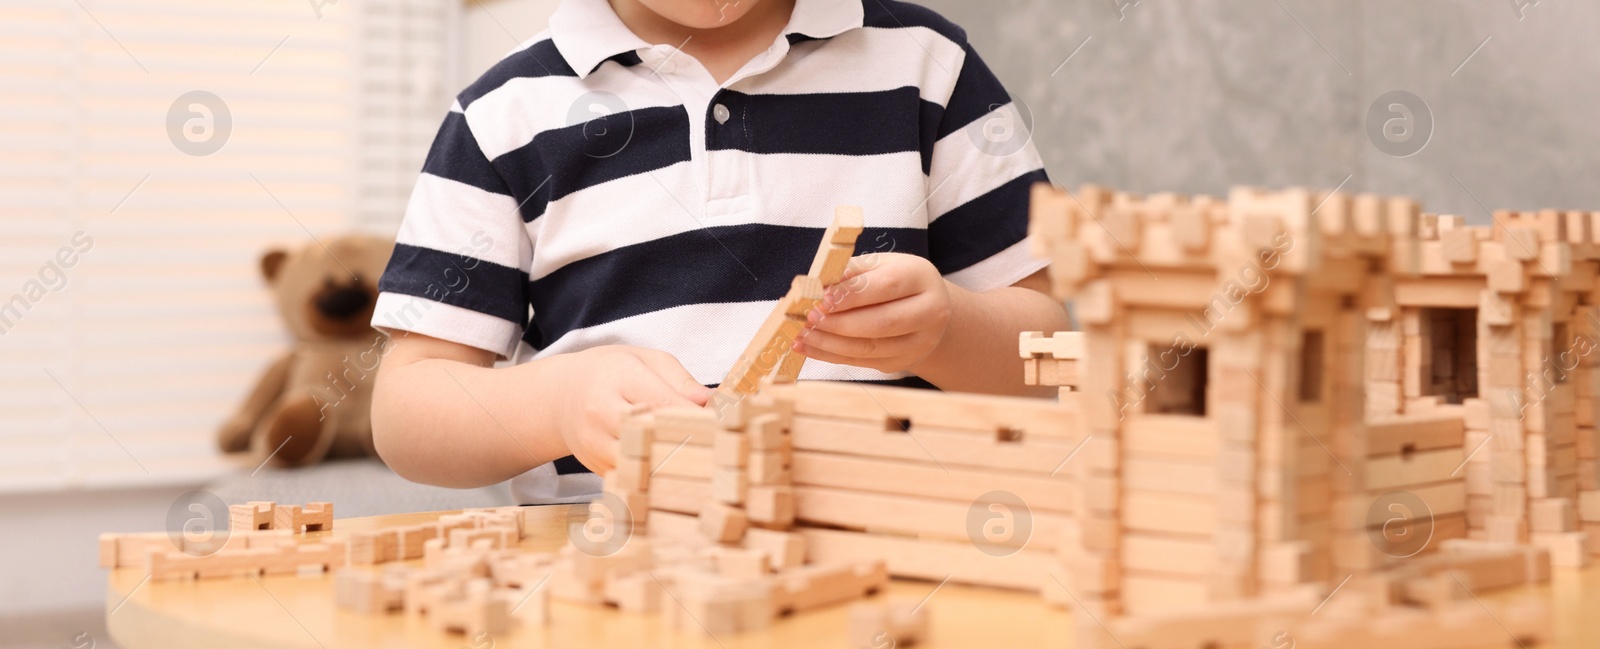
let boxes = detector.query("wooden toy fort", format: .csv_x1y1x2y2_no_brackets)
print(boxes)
99,184,1600,647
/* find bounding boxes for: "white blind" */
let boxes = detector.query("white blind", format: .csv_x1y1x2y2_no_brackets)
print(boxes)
0,0,458,490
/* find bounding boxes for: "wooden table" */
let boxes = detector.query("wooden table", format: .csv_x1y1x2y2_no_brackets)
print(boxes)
106,506,1600,648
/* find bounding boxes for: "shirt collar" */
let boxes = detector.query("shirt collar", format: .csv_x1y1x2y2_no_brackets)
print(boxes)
550,0,865,79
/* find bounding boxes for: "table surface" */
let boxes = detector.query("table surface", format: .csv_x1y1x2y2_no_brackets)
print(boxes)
105,506,1600,649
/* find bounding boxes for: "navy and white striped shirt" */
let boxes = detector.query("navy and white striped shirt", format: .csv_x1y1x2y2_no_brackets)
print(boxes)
373,0,1050,389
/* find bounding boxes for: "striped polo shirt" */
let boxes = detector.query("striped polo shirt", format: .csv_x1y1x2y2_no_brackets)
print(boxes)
372,0,1051,389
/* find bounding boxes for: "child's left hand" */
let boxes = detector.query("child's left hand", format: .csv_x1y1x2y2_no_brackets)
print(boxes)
795,253,953,373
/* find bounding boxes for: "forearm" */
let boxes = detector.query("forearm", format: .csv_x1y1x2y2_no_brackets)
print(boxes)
911,281,1070,397
371,353,570,488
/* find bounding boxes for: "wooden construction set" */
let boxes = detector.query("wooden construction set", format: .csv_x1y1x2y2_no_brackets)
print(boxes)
96,185,1600,646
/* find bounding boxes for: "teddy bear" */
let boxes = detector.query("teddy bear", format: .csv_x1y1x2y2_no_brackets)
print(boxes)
216,234,395,468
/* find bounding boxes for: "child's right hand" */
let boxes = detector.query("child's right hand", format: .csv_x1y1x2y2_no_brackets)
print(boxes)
548,345,711,474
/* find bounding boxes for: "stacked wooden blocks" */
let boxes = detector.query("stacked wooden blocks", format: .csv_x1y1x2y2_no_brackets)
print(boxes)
98,501,335,579
333,507,549,635
1020,330,1083,397
1027,184,1567,647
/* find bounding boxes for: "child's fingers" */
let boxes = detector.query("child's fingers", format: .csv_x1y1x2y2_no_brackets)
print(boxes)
631,348,713,405
795,328,916,360
808,295,926,338
823,256,909,314
792,339,911,372
620,367,701,412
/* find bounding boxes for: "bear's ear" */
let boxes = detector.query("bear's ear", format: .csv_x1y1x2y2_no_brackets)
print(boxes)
260,249,289,283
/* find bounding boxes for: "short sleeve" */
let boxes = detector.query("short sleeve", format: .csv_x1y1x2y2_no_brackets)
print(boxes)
924,41,1051,293
372,106,535,360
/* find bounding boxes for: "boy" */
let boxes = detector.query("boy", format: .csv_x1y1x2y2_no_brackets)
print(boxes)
369,0,1070,502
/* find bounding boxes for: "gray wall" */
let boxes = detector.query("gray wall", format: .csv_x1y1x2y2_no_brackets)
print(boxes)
926,0,1600,223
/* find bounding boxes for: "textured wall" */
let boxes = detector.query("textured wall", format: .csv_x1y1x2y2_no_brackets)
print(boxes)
926,0,1600,222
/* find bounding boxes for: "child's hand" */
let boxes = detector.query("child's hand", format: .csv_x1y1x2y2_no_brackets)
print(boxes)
549,346,711,474
795,253,953,374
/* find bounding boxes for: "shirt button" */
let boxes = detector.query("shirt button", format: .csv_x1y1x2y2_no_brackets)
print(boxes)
713,103,731,124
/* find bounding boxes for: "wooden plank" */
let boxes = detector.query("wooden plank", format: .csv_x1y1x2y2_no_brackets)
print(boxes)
1123,491,1217,536
762,381,1076,439
650,442,713,480
1393,277,1485,308
790,451,1072,513
649,476,710,515
1358,481,1468,518
651,407,719,446
1124,456,1219,495
1124,415,1219,459
1108,271,1222,310
797,527,1055,591
1122,534,1216,576
792,485,1069,549
1364,449,1465,491
1366,415,1466,457
789,415,1075,474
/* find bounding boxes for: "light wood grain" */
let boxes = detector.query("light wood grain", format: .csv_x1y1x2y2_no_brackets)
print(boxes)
105,506,1600,648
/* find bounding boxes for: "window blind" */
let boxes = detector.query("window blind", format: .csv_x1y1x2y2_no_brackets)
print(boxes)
0,0,459,490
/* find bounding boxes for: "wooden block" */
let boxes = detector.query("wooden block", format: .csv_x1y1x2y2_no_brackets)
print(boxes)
742,527,807,571
718,275,824,396
547,560,606,605
272,502,333,533
1505,226,1539,260
1579,490,1600,522
397,524,438,560
746,413,788,449
789,415,1076,474
1487,259,1526,293
612,458,651,493
1441,227,1479,263
650,441,713,480
1363,448,1463,490
764,378,1075,440
604,571,663,613
769,560,888,616
1366,415,1466,457
229,502,276,533
509,582,550,625
1487,515,1528,544
333,567,407,614
429,579,513,637
1259,541,1312,584
148,540,348,581
347,529,400,565
789,450,1072,513
746,485,796,527
712,467,748,505
619,416,654,459
1531,498,1577,532
713,547,770,579
714,431,750,468
699,502,748,543
793,485,1069,549
659,571,772,636
653,407,721,445
1531,531,1590,567
748,450,790,485
1123,492,1216,536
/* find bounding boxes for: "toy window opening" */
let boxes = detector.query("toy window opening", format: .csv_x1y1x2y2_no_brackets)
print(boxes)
1149,345,1208,416
1421,308,1478,404
1300,330,1324,403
